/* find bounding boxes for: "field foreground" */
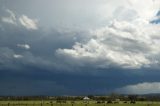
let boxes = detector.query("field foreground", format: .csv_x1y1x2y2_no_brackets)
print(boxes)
0,101,160,106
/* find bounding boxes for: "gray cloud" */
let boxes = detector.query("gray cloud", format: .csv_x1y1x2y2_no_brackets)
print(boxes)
56,20,160,70
0,0,160,96
19,15,38,30
53,0,160,70
0,0,160,73
1,9,38,30
17,44,30,50
1,9,17,25
0,10,87,72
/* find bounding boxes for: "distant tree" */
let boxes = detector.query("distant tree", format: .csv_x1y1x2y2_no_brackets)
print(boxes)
109,92,120,101
128,95,137,101
87,95,94,100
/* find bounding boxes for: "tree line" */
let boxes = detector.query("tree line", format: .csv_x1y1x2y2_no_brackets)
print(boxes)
1,93,160,101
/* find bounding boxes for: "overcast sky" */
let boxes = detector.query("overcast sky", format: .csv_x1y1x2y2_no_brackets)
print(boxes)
0,0,160,96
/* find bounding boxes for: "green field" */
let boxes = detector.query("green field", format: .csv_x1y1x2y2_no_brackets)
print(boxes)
0,101,160,106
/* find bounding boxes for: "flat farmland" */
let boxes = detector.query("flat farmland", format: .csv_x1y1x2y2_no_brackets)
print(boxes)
0,101,160,106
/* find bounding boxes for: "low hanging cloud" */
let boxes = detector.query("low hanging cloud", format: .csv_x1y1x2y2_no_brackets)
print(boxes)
19,15,38,30
1,9,17,25
17,44,30,50
116,82,160,94
1,9,38,30
13,54,23,59
0,46,56,71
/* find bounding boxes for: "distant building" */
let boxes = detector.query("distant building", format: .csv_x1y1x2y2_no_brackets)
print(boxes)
83,96,90,100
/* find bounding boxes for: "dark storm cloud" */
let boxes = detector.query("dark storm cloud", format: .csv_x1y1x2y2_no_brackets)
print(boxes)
1,67,160,95
0,26,75,72
0,8,92,73
0,16,96,75
0,0,160,95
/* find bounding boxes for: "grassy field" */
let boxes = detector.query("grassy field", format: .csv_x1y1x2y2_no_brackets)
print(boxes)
0,101,160,106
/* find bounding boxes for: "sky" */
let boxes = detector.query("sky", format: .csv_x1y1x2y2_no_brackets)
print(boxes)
0,0,160,96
